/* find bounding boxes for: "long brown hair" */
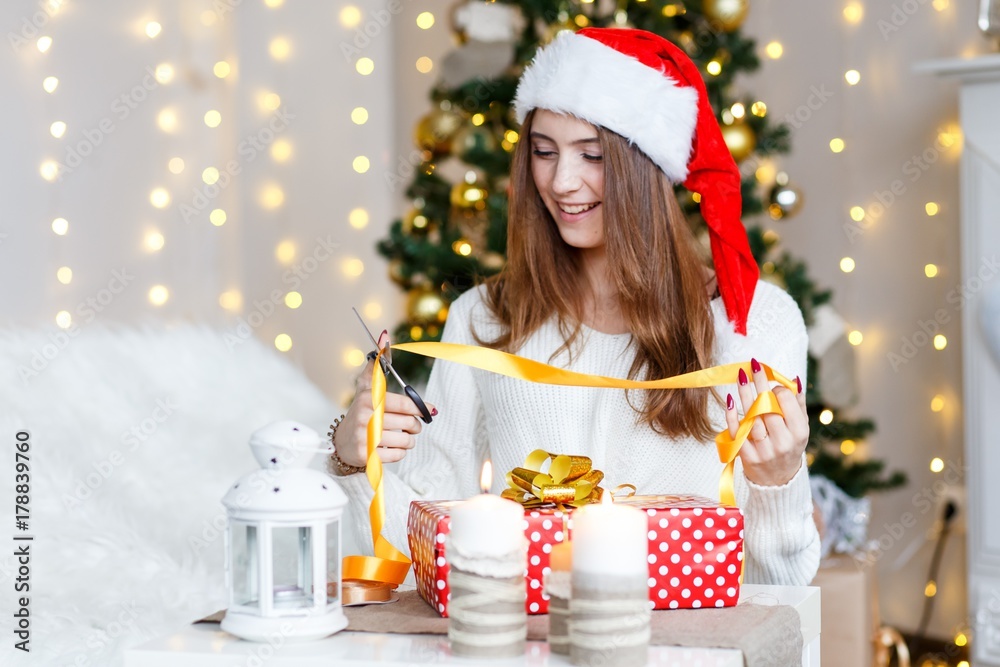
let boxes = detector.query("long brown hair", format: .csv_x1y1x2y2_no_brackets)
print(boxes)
475,109,719,441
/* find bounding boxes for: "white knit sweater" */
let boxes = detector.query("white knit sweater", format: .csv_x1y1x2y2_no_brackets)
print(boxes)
338,280,820,586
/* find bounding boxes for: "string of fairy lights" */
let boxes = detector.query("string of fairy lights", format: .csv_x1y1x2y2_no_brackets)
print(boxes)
831,1,960,474
822,0,966,658
744,11,962,451
710,1,959,478
337,3,439,387
33,0,437,384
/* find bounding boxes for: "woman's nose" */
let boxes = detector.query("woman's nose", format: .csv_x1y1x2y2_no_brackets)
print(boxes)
552,158,581,194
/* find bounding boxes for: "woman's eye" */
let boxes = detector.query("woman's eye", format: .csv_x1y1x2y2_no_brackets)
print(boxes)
532,149,555,157
583,154,603,162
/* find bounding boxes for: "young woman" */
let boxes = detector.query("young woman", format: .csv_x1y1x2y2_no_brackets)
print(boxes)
332,27,819,585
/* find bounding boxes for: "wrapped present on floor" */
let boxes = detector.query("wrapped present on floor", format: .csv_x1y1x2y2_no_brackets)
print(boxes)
407,452,745,617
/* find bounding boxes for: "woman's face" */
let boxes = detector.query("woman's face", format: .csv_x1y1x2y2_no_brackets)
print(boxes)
529,109,605,253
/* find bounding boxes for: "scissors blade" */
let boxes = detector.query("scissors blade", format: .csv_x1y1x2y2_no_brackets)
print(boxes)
352,306,393,371
350,309,430,423
352,307,380,347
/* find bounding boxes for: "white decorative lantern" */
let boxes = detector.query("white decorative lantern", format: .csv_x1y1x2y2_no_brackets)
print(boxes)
221,420,348,642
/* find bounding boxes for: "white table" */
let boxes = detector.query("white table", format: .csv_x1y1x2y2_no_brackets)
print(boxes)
125,584,820,667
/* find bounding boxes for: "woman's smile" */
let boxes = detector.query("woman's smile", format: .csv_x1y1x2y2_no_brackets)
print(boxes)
556,201,601,221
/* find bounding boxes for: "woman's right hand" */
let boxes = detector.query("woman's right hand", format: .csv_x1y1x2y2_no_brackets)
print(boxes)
333,331,437,469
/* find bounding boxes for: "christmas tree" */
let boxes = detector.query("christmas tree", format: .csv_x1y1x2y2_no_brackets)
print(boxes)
376,0,905,498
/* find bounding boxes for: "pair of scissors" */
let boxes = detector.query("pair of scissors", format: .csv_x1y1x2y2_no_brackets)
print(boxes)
352,307,434,424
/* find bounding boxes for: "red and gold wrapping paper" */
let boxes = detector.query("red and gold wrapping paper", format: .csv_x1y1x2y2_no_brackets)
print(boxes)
407,495,744,617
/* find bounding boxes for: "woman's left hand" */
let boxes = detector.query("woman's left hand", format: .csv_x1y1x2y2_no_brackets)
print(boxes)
724,358,809,487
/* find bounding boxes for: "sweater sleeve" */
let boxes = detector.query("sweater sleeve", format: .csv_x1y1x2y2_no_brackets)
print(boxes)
730,282,821,586
336,288,488,560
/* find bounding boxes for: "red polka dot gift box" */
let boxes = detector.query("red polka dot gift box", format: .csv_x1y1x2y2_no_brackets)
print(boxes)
406,495,744,617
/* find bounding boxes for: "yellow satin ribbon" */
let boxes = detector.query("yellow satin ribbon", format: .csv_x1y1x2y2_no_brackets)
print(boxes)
395,341,795,508
501,449,604,508
341,350,412,586
344,341,795,586
715,390,783,506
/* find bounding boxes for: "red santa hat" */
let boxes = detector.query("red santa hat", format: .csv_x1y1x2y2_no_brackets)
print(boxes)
513,27,759,335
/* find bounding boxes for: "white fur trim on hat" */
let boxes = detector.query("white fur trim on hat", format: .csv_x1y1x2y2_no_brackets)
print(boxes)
513,31,699,183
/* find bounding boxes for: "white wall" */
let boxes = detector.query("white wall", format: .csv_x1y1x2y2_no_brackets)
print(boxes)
0,0,401,406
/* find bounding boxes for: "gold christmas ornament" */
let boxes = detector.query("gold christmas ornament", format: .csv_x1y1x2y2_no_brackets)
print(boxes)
414,107,464,154
721,121,756,162
403,208,435,236
767,181,804,220
450,178,489,211
407,287,449,324
451,123,498,161
703,0,749,31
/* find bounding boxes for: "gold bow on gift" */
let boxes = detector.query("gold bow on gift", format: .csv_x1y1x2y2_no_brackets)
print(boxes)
501,449,605,508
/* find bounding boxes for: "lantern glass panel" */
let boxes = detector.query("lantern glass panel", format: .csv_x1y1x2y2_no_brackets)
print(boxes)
272,526,313,609
326,521,339,604
232,523,259,608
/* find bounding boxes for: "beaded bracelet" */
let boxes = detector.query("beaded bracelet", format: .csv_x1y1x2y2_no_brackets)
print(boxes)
328,414,366,475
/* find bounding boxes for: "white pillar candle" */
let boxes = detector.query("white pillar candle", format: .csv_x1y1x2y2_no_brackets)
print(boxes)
447,463,527,659
571,495,647,577
450,493,524,557
450,461,524,558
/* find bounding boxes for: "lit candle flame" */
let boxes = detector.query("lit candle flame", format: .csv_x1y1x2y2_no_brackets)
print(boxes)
480,460,492,493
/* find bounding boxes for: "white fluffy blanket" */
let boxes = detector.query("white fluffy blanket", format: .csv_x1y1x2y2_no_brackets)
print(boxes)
0,323,342,666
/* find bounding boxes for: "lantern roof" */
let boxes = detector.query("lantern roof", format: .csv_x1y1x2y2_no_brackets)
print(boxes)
249,420,331,470
223,467,347,517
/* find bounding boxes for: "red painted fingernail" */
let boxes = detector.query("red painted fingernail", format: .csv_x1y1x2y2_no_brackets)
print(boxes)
431,407,439,416
727,393,734,410
796,376,802,394
751,358,761,374
738,368,748,386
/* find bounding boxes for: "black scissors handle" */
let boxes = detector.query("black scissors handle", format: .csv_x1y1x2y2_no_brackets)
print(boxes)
361,333,433,425
405,386,433,424
363,350,432,424
365,353,433,424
